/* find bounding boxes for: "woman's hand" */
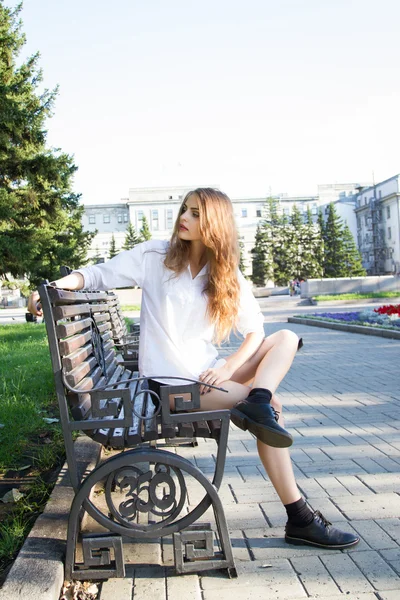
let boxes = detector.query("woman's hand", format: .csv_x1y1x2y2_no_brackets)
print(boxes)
198,363,234,395
27,291,42,316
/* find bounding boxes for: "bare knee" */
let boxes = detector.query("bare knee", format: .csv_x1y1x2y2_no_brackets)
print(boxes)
276,329,299,350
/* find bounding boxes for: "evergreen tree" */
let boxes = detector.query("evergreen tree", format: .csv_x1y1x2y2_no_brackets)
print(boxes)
238,236,246,273
323,203,346,277
122,222,141,250
342,224,366,276
92,246,102,265
251,225,270,286
139,215,151,241
109,234,118,259
0,2,94,286
317,209,325,237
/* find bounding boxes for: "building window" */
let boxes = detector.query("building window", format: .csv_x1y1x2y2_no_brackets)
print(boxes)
364,215,368,226
256,209,262,218
166,209,173,229
152,209,159,231
357,217,361,229
118,214,122,223
388,227,392,240
137,210,143,221
241,209,248,218
103,215,110,224
89,215,96,224
124,214,128,223
387,206,391,219
379,190,382,198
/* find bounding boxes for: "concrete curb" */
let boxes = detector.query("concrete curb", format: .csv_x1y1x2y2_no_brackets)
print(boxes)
288,316,400,339
0,437,101,600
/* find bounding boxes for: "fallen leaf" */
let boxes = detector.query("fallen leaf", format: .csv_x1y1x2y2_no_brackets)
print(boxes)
0,488,24,503
18,464,31,471
43,417,59,424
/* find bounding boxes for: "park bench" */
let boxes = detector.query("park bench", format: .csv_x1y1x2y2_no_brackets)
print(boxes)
38,282,237,581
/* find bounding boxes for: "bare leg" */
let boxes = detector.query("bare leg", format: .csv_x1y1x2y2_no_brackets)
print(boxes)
231,329,299,392
257,395,301,504
198,329,301,506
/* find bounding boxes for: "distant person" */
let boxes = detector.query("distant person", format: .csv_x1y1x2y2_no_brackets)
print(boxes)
28,187,359,550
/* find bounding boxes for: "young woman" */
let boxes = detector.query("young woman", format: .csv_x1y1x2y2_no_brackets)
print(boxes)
28,187,359,549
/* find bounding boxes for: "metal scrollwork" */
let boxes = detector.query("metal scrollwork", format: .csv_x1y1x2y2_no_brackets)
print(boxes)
105,463,187,530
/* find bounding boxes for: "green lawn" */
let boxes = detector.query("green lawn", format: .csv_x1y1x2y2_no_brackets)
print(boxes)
0,323,59,471
0,323,65,579
314,292,400,301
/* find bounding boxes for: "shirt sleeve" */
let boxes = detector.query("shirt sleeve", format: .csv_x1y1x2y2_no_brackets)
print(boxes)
74,241,153,290
236,270,265,338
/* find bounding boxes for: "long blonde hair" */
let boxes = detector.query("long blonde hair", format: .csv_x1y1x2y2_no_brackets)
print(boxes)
164,188,240,343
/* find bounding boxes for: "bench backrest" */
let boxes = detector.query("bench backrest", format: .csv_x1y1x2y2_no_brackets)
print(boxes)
39,285,121,422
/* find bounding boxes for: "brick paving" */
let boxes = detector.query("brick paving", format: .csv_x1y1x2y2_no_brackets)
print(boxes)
98,321,400,599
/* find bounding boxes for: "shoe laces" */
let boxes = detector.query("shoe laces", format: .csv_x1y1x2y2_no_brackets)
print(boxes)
314,510,332,528
271,407,280,423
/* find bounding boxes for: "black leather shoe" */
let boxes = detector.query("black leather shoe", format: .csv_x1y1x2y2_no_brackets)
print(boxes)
230,400,293,448
285,510,360,549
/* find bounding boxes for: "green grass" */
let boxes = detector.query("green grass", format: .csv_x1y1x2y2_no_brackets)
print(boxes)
0,323,58,470
120,304,141,311
313,292,400,301
0,323,65,580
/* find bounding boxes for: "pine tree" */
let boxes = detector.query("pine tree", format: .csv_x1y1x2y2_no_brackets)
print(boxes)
109,234,118,259
323,203,346,277
342,224,366,276
0,2,94,286
317,209,325,237
92,246,102,265
139,215,151,241
238,236,246,273
122,222,141,250
251,225,270,286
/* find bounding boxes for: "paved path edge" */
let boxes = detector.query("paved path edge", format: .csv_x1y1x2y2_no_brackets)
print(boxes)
288,316,400,339
0,437,101,600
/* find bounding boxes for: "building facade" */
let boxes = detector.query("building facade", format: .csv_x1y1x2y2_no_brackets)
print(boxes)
83,178,400,277
355,174,400,275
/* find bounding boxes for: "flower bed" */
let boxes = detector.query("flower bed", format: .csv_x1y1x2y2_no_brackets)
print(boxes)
303,306,400,330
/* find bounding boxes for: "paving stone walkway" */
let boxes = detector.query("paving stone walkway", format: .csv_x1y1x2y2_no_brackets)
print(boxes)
99,321,400,599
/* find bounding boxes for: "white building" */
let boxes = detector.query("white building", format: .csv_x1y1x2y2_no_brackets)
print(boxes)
83,186,318,273
355,174,400,275
83,178,400,277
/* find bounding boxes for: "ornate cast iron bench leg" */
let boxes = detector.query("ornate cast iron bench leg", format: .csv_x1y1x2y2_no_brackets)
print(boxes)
65,447,236,580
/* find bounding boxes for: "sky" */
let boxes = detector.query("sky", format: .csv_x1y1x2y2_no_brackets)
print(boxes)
8,0,400,204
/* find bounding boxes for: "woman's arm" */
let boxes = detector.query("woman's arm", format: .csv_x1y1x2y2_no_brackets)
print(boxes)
27,272,84,316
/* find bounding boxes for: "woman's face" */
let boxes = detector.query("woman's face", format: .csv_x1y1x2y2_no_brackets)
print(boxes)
178,194,202,242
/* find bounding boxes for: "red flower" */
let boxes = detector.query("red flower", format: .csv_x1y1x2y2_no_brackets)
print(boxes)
374,304,400,316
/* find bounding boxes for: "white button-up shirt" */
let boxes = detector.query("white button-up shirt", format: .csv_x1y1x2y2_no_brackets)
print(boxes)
76,240,264,384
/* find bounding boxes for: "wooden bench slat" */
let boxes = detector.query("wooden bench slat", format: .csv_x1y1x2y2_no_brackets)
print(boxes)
56,317,92,338
59,330,92,356
65,356,98,387
193,420,211,438
207,420,222,440
53,303,91,320
48,287,108,304
177,422,195,438
62,343,92,371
